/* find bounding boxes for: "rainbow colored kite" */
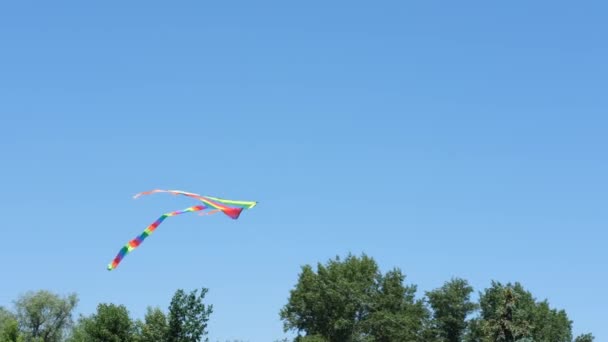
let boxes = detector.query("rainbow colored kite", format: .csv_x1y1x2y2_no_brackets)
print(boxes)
107,189,257,271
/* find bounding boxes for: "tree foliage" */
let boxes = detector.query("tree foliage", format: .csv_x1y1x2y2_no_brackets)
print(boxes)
426,278,477,342
363,269,431,342
280,254,431,342
79,303,135,342
0,253,594,342
14,290,78,342
466,281,573,342
167,288,213,342
0,308,22,342
136,306,168,342
574,333,594,342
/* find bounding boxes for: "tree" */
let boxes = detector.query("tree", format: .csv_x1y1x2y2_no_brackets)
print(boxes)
80,303,135,342
474,282,534,342
64,316,90,342
466,281,572,342
280,254,431,342
280,254,380,341
574,333,594,342
167,288,213,342
426,278,477,342
530,300,571,342
294,335,328,342
0,307,23,342
0,320,22,342
137,307,168,342
364,269,432,341
14,290,78,342
0,307,15,329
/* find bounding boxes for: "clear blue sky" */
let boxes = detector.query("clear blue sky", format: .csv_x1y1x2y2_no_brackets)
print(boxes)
1,1,606,341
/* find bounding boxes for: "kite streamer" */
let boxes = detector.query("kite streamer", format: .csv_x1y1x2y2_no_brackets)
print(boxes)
107,189,257,271
107,205,207,271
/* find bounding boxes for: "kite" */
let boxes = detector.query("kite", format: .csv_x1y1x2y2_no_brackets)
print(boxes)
133,189,257,219
107,189,257,271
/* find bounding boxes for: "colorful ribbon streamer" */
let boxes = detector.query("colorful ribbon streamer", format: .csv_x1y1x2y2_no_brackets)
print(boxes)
107,205,206,271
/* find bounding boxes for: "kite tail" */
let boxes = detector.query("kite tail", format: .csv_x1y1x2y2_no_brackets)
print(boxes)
133,189,201,200
107,205,206,271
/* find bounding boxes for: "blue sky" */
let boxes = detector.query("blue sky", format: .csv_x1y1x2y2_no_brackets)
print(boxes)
0,1,606,341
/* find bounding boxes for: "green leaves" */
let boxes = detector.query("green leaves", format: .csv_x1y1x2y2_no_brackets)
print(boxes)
80,303,135,342
167,288,213,342
137,307,168,342
280,254,378,340
280,254,430,342
14,290,78,342
467,281,573,342
364,269,430,342
0,254,594,342
426,278,477,342
64,288,211,342
281,255,586,342
574,333,595,342
0,308,22,342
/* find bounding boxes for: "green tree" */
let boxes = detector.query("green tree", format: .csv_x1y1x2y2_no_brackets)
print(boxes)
426,278,477,342
64,316,90,342
280,254,431,342
475,282,534,342
167,288,213,342
0,320,23,342
364,269,432,341
14,290,78,342
466,281,573,342
463,318,484,342
574,333,594,342
137,307,168,342
0,308,23,342
0,307,15,329
530,300,571,342
81,303,135,342
294,335,328,342
280,254,379,341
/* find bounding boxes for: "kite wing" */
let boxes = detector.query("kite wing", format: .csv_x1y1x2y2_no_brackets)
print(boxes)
133,189,257,219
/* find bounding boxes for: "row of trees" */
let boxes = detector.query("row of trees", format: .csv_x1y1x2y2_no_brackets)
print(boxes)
280,254,594,342
0,253,596,341
0,288,212,342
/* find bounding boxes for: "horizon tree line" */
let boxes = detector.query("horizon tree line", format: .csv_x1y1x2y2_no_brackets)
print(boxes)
0,253,595,342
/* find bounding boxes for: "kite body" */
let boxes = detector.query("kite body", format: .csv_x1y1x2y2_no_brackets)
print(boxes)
107,189,256,271
133,189,256,219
